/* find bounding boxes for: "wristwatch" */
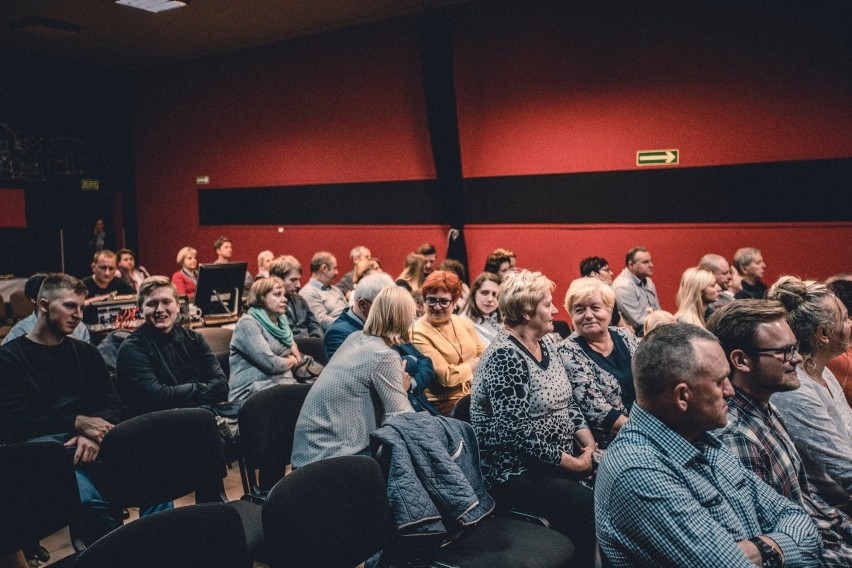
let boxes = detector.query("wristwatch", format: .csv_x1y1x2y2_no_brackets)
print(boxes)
749,537,782,568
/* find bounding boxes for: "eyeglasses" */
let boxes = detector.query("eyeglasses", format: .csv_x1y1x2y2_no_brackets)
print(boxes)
424,296,452,308
752,343,799,363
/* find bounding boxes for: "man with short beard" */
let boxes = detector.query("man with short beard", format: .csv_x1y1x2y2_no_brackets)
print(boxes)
710,300,852,565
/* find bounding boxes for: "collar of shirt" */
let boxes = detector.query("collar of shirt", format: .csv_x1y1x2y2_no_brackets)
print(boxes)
308,278,331,291
627,404,724,468
731,387,773,421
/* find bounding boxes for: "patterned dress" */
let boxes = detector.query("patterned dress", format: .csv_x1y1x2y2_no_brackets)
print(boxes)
471,330,589,486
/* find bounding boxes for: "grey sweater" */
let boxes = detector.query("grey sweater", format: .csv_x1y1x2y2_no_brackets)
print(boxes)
228,314,294,403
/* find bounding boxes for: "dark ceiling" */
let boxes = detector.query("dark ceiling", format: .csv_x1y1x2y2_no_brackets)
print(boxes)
1,0,467,69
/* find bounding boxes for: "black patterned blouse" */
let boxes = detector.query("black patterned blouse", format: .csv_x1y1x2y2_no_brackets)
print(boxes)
471,330,589,486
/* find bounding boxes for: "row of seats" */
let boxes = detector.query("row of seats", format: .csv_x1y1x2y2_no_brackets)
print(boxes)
3,383,577,567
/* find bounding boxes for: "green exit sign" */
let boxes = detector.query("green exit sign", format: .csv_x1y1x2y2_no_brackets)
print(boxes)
81,179,100,191
637,149,679,166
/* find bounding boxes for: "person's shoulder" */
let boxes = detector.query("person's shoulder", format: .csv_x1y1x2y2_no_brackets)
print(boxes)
452,314,477,334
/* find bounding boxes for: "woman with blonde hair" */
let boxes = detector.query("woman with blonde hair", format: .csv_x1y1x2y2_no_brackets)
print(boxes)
558,277,638,447
291,286,416,467
396,252,427,293
171,246,198,299
472,270,597,567
769,276,852,513
674,267,718,328
228,277,302,402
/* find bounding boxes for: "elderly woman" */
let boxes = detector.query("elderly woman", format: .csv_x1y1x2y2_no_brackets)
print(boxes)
171,246,198,299
471,270,596,568
412,270,484,415
462,272,502,346
674,267,719,327
291,286,415,468
557,277,638,448
770,276,852,514
228,277,302,403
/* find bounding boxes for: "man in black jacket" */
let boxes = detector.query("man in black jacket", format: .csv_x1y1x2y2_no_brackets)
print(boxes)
0,273,124,545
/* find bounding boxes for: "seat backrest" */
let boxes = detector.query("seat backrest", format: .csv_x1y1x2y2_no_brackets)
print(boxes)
196,326,233,376
450,393,472,423
294,336,329,365
98,408,227,507
262,456,389,568
9,290,32,321
0,441,80,555
238,383,312,494
74,503,251,568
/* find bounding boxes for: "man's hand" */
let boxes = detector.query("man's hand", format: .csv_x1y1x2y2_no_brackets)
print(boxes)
736,539,762,565
65,435,100,465
74,415,114,444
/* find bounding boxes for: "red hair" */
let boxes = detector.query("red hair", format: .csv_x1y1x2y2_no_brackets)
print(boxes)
421,270,463,301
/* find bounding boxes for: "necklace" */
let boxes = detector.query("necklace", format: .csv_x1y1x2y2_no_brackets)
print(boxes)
430,317,464,364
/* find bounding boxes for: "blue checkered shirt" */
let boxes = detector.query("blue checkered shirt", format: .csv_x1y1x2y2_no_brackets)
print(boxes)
718,389,852,567
596,404,822,567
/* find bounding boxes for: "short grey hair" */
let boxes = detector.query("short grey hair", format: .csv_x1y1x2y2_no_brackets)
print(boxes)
499,269,555,327
633,323,718,400
698,253,728,273
353,272,395,303
733,247,761,275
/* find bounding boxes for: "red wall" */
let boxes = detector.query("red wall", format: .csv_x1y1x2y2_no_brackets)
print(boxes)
453,2,852,176
0,190,26,228
465,223,852,315
133,3,852,291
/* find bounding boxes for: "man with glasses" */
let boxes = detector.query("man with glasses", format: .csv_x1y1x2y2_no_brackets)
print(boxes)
708,300,852,565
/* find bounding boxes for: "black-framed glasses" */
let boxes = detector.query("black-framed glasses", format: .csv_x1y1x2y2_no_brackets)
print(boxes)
424,296,452,308
752,343,799,363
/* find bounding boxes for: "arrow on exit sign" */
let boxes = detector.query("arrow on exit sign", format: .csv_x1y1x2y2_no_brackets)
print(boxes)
637,149,679,166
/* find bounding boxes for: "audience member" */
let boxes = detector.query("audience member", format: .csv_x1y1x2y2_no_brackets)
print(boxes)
269,255,323,339
87,218,113,259
437,258,470,311
642,309,676,336
471,270,596,568
769,276,852,514
298,251,348,330
709,299,852,564
596,323,821,567
826,279,852,405
3,273,91,345
412,271,484,415
171,246,198,299
579,255,623,327
483,249,514,278
324,273,438,414
396,252,427,293
0,273,123,546
116,248,150,291
416,242,437,274
462,272,502,346
558,277,637,448
353,257,381,286
325,273,395,359
82,250,135,305
699,253,735,312
673,267,718,328
255,250,274,279
213,236,252,291
116,276,230,416
228,277,302,403
734,247,768,300
291,286,416,468
611,246,660,336
335,245,371,297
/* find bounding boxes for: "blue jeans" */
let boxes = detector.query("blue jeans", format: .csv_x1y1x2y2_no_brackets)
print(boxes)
28,433,123,544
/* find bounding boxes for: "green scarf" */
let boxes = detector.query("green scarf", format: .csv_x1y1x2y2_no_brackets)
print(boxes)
248,307,293,347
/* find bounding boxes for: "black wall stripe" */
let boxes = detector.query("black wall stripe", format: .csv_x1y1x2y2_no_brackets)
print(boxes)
198,158,852,226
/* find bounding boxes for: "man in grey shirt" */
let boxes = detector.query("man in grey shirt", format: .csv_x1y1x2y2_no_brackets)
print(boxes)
298,251,348,330
611,246,660,335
